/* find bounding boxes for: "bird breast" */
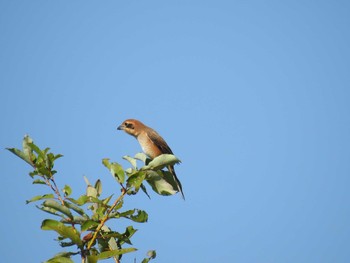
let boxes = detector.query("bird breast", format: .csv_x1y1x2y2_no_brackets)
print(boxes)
137,133,162,159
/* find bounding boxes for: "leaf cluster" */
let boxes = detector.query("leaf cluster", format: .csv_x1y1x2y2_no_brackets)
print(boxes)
7,136,181,263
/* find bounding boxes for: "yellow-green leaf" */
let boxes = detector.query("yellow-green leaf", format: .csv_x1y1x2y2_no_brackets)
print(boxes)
97,248,137,259
43,200,73,219
26,194,54,204
41,219,82,246
141,154,180,171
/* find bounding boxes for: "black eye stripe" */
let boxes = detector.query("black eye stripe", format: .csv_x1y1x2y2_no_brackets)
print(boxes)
125,122,134,129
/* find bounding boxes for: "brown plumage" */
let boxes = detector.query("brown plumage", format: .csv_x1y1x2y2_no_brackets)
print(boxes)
117,119,185,199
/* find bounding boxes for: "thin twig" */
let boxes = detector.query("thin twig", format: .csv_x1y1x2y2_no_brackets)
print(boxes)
43,176,65,206
50,177,65,205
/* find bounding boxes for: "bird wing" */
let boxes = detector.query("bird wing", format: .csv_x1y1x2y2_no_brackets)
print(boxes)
146,128,185,199
146,129,174,154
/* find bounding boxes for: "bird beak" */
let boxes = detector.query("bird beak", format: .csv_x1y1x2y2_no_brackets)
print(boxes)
117,124,125,131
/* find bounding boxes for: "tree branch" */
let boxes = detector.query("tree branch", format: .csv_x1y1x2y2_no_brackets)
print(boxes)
87,187,127,250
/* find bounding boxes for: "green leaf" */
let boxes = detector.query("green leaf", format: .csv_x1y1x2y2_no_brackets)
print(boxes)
81,220,99,232
130,209,148,223
111,199,123,212
54,153,64,160
101,231,131,245
86,256,98,263
103,159,125,184
112,163,125,184
44,252,77,263
32,179,46,185
102,225,137,246
59,241,75,248
64,201,87,217
22,135,34,163
117,209,148,223
43,200,73,219
62,185,72,197
126,171,146,194
101,225,120,251
41,219,83,246
147,250,156,259
29,170,39,177
45,152,63,168
141,154,180,171
45,257,74,263
123,155,137,169
118,209,135,217
36,165,51,177
6,147,33,167
87,196,104,205
142,250,157,263
36,205,61,217
28,142,46,161
124,226,137,239
67,195,89,206
97,248,137,259
94,206,106,220
87,185,97,198
101,195,112,206
26,194,54,204
134,152,148,163
125,168,134,175
46,152,54,164
140,183,151,199
46,153,54,170
96,226,119,254
43,147,50,154
159,170,181,191
146,170,177,196
61,216,88,225
94,179,102,196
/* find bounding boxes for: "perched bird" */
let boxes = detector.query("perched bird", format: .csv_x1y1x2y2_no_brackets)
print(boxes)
117,119,184,199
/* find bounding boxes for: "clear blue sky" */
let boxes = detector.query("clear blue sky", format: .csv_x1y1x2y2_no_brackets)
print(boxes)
1,1,350,262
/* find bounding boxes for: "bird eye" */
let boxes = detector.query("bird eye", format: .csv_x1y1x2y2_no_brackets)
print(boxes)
125,122,134,129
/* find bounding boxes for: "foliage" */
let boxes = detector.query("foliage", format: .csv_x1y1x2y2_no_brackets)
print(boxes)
7,135,181,263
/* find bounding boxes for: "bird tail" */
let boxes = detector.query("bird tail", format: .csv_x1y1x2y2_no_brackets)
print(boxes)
168,165,185,200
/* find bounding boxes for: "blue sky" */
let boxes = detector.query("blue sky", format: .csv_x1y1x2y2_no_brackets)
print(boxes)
1,1,350,262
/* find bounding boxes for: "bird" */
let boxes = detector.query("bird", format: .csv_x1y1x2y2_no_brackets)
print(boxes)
117,119,184,199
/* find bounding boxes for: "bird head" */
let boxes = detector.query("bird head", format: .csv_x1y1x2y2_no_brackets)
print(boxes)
117,119,145,137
